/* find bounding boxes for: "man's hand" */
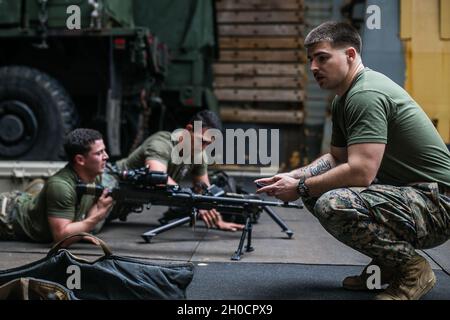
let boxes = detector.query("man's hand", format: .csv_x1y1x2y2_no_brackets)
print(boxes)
48,190,115,245
88,189,114,223
255,175,301,202
254,172,293,189
198,209,217,228
198,209,244,232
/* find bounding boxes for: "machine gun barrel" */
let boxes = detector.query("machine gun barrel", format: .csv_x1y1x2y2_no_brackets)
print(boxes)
76,183,108,197
185,193,301,209
76,179,301,258
75,183,302,211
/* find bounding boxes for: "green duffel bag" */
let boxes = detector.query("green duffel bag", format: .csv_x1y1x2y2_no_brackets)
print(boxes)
0,277,75,300
0,233,194,300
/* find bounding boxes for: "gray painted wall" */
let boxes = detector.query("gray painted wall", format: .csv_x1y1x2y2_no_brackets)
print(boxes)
360,0,405,86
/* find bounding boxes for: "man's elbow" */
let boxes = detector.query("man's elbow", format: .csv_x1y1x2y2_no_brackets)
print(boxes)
50,225,72,245
52,230,68,244
358,175,374,187
352,166,377,187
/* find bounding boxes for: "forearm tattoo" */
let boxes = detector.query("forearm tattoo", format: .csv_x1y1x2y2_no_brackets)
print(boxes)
309,159,332,177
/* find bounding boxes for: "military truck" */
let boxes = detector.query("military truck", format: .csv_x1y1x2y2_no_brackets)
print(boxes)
133,0,219,131
0,0,218,161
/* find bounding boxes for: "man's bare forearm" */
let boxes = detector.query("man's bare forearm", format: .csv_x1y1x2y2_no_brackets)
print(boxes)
51,217,100,245
288,153,339,179
305,162,371,197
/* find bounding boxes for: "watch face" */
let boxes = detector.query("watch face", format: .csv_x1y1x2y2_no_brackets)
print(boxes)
297,180,309,197
297,181,304,195
298,174,306,184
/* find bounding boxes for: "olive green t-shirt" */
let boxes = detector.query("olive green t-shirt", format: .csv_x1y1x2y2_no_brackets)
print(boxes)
115,131,207,182
14,165,99,243
331,68,450,188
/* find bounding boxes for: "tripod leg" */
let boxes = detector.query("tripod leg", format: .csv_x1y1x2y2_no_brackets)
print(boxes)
231,215,250,261
141,216,191,243
158,207,189,225
263,206,294,238
245,218,254,252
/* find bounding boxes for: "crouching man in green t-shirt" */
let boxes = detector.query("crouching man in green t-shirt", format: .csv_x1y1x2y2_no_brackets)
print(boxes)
0,129,113,245
256,22,450,300
113,110,244,232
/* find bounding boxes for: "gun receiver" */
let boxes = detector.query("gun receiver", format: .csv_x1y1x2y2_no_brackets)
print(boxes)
76,182,302,214
76,168,303,260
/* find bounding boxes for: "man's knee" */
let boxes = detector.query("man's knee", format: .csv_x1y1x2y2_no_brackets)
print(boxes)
313,191,335,221
313,188,366,226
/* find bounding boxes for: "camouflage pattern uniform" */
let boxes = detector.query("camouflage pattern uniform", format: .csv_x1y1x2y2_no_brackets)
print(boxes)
0,191,23,240
303,182,450,267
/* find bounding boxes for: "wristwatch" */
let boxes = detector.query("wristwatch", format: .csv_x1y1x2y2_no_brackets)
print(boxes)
296,175,310,198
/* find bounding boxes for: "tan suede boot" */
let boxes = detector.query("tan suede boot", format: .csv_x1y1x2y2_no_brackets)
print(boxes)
24,179,45,197
375,255,436,300
343,259,395,291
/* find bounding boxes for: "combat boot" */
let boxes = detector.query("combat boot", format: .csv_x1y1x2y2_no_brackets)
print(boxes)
343,259,395,291
24,179,45,197
375,255,436,300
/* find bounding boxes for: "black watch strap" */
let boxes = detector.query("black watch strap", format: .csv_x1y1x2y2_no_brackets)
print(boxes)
297,177,310,198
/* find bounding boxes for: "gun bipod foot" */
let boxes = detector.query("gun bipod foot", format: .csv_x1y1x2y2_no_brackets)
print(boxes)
231,252,242,261
285,230,294,239
245,246,254,253
141,233,156,243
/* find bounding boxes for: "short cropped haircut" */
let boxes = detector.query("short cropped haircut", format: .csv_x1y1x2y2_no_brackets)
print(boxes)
304,21,362,53
64,128,103,164
188,110,223,131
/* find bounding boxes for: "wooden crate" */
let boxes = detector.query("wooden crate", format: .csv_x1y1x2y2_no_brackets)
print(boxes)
214,75,305,89
219,49,307,64
215,89,305,103
218,24,304,37
220,108,304,124
214,63,306,77
214,0,306,118
216,0,304,11
217,11,304,24
220,36,304,50
218,50,306,63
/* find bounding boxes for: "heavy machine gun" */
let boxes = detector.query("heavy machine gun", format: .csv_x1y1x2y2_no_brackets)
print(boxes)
76,167,302,260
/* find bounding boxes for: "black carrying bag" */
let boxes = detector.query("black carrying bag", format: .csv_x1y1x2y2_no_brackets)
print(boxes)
0,233,194,300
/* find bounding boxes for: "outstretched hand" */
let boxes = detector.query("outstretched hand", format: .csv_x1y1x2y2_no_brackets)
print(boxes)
255,175,301,202
198,209,244,232
215,218,244,232
254,172,292,189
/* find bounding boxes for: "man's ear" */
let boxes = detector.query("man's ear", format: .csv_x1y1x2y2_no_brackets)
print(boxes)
346,47,358,61
74,154,85,166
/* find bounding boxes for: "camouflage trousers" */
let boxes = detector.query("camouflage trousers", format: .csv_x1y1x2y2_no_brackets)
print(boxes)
0,192,23,241
303,182,450,266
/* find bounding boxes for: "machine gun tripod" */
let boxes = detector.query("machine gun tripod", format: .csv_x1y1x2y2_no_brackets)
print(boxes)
141,207,256,261
77,167,303,260
141,184,298,260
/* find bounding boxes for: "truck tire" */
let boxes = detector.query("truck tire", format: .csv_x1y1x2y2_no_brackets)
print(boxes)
0,66,78,160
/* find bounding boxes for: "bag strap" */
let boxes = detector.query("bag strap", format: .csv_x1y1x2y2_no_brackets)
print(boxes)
47,232,112,258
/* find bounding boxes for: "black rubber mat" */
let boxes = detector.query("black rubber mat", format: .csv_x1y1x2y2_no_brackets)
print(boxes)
187,262,450,300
